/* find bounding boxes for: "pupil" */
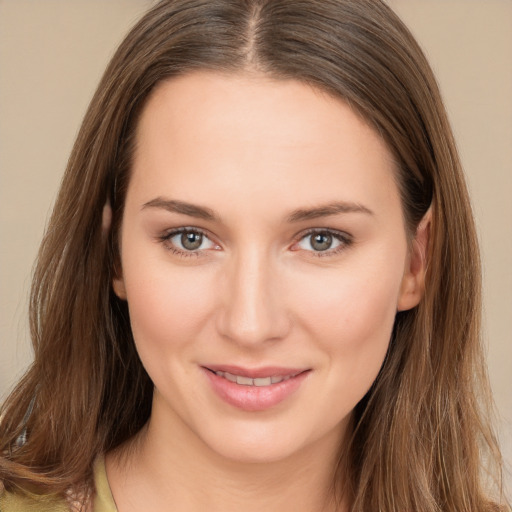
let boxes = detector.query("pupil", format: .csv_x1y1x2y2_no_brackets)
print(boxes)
311,233,332,251
181,231,202,250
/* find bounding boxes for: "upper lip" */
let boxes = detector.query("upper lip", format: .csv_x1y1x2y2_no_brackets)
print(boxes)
203,365,308,379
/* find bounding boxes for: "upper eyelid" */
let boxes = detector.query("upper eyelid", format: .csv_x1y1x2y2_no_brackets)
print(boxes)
160,226,351,239
159,226,218,249
159,227,218,256
292,228,353,256
295,227,352,241
161,226,213,239
158,226,352,253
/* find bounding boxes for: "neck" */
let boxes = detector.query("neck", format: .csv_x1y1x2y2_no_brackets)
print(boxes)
106,405,350,512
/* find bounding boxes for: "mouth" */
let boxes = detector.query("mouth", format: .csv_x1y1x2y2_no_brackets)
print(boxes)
206,369,303,387
202,365,311,411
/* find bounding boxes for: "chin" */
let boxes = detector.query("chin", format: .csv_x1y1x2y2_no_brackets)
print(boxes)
194,413,346,466
189,417,308,464
207,437,305,465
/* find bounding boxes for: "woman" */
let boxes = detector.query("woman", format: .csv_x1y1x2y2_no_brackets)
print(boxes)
0,0,508,510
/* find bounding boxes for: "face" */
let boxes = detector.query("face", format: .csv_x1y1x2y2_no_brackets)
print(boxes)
114,71,426,463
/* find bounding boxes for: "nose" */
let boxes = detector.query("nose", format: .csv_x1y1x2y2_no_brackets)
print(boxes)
215,247,291,347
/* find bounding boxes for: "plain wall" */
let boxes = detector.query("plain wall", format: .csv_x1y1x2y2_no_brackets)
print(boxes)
1,0,511,494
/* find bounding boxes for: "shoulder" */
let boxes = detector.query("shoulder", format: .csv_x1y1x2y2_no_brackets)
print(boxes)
0,456,113,512
0,485,70,511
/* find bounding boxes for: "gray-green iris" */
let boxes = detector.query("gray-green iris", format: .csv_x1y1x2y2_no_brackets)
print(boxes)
181,231,202,250
311,232,332,251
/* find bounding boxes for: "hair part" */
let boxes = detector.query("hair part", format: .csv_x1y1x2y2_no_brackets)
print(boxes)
1,1,507,510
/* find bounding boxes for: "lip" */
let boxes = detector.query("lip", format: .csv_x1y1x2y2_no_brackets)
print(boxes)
205,364,305,379
202,365,311,412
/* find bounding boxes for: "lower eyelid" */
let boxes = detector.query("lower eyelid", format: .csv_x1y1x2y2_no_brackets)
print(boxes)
158,228,351,256
167,246,202,258
159,228,220,254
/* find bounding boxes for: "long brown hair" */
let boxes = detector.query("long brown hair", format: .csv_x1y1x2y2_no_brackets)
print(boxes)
0,1,507,510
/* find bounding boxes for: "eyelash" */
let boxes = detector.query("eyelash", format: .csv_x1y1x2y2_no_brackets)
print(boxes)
159,227,217,258
293,228,353,257
158,227,353,258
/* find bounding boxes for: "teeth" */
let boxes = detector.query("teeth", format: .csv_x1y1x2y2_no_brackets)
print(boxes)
224,372,237,383
236,375,254,386
254,377,272,387
213,370,297,387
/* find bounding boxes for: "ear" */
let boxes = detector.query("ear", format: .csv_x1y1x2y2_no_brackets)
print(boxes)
112,272,127,300
397,208,431,312
102,200,112,235
103,199,127,300
112,244,126,300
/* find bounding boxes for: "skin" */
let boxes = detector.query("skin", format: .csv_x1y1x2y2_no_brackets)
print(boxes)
109,71,429,512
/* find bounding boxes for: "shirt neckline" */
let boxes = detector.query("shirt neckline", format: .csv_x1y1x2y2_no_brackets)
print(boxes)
93,456,118,512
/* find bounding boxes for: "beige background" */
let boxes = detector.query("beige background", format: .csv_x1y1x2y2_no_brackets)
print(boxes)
0,0,511,495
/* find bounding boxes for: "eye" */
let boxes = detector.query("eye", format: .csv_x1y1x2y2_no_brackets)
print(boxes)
294,229,351,254
162,228,218,254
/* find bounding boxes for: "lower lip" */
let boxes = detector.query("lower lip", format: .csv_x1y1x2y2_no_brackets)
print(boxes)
202,368,310,412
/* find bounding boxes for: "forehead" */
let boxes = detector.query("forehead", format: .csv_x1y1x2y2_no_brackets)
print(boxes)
128,71,400,220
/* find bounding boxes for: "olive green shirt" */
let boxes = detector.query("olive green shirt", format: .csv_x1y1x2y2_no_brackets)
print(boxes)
0,458,117,511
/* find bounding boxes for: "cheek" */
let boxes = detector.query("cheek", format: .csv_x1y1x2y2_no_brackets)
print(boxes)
121,254,217,359
291,253,404,390
294,255,402,335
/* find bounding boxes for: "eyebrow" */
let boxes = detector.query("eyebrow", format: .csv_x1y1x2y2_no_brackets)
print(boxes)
142,198,217,221
142,197,373,223
287,201,374,222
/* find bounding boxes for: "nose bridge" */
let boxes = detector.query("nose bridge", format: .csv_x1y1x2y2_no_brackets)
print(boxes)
217,243,289,345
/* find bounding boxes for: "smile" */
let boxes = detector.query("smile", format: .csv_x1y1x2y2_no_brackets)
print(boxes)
203,366,310,411
212,370,299,387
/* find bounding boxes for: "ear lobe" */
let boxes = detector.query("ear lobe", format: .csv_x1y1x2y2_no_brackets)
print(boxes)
113,274,127,300
102,200,112,236
107,201,126,300
397,208,431,312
